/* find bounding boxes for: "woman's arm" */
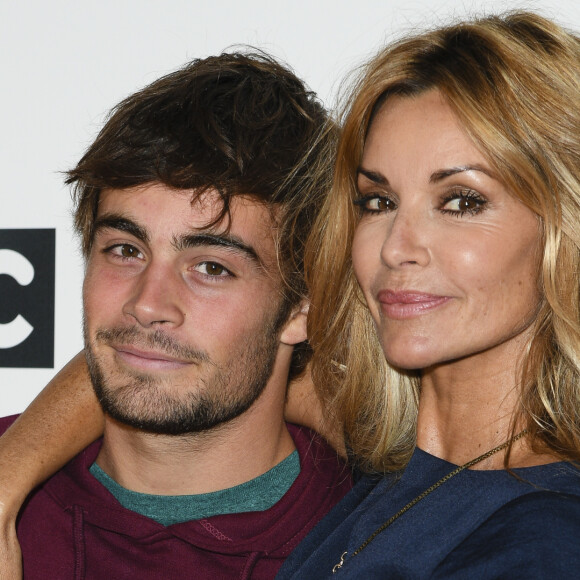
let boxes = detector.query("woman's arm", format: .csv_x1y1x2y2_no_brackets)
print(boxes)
0,352,104,579
284,365,346,456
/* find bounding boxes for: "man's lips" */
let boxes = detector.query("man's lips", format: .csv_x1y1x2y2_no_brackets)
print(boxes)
377,290,452,319
112,345,191,370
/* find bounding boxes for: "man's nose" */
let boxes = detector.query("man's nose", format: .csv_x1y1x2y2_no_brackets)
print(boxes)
122,261,186,328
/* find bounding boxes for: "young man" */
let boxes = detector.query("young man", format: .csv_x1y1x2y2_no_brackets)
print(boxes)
0,52,350,579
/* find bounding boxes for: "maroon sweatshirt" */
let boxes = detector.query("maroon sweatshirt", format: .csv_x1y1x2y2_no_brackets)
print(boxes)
5,416,351,579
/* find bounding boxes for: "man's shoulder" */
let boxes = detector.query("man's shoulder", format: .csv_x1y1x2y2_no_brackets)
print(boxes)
284,423,353,519
4,410,104,512
0,414,19,434
286,423,350,480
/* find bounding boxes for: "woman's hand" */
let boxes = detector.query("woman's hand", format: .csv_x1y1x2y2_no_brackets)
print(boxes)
0,502,22,580
0,351,104,580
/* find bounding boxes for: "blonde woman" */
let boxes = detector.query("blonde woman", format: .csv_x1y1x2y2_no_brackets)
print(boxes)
278,11,580,578
2,11,580,579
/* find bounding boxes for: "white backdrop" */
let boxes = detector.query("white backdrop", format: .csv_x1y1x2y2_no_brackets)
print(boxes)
1,0,579,414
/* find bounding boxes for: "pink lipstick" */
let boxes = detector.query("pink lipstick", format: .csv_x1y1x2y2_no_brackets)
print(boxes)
377,290,451,319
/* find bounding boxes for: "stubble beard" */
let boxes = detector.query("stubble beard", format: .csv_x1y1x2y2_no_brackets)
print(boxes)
84,314,284,435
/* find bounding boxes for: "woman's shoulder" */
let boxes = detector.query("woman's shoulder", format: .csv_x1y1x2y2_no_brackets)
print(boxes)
511,458,580,495
435,488,580,578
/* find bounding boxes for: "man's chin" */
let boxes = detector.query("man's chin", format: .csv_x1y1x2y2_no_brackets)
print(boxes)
101,399,248,436
92,377,256,436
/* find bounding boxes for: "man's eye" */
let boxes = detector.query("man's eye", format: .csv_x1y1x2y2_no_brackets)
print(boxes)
195,262,231,277
120,245,141,258
353,195,396,214
106,244,143,260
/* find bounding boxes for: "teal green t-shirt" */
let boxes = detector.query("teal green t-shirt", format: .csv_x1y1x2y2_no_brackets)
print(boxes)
90,451,300,526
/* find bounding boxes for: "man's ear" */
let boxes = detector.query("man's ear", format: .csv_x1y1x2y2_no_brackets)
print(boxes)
279,300,309,346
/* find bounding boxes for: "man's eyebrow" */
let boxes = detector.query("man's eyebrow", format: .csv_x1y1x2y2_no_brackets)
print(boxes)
93,214,149,243
173,233,261,265
429,165,496,183
357,167,389,185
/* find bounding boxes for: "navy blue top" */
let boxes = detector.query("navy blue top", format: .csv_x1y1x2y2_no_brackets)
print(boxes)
277,448,580,579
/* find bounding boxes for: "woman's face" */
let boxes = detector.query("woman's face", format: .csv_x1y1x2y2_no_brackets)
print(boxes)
352,90,541,371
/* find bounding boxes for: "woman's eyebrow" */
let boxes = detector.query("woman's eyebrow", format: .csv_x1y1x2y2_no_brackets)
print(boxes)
358,165,497,186
429,165,495,183
357,167,389,185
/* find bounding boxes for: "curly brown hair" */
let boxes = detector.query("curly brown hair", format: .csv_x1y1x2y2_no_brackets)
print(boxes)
68,50,336,378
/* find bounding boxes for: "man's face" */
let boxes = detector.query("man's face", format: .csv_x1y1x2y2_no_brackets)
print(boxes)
83,183,303,434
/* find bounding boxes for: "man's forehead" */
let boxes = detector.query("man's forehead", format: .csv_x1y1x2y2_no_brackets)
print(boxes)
97,185,277,234
95,184,280,274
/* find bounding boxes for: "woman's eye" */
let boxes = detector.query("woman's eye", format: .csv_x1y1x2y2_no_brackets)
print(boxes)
441,192,487,215
195,262,231,277
354,195,396,213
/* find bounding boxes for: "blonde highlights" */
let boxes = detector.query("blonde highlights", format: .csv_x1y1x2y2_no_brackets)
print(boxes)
307,12,580,472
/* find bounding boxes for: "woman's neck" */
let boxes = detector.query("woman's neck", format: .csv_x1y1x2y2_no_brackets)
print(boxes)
415,338,556,469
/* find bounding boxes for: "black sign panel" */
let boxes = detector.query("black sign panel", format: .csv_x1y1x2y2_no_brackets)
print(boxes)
0,229,55,368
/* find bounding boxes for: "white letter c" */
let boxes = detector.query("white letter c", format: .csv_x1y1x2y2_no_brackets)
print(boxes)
0,249,35,349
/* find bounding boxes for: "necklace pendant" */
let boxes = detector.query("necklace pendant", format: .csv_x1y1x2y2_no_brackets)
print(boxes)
332,551,348,573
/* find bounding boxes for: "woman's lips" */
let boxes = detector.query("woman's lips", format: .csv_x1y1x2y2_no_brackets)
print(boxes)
113,345,190,371
377,290,452,319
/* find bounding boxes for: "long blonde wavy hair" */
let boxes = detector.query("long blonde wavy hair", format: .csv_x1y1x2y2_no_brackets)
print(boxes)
306,11,580,473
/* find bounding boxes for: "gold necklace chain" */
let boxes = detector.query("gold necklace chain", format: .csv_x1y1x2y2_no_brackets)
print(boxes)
332,430,528,574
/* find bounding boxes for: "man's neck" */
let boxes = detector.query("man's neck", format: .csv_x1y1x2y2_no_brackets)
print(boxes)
95,395,295,496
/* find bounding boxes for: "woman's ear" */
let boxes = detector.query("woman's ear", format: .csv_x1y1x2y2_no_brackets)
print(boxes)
279,300,309,346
